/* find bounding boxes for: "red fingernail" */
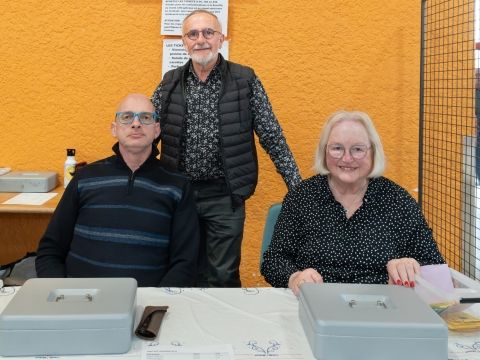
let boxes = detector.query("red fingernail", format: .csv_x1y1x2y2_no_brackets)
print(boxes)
396,280,402,285
404,281,409,287
410,281,415,288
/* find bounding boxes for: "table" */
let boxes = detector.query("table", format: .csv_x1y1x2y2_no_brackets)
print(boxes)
0,287,313,360
0,186,63,265
1,287,480,360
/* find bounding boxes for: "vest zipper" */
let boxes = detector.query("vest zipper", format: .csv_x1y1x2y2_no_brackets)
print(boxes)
217,71,235,209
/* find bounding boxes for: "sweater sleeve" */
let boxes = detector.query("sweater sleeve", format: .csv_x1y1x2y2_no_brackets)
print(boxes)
158,180,200,287
35,177,80,277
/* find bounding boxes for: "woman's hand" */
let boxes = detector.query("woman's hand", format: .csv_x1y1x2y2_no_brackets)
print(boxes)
288,268,323,296
387,258,420,287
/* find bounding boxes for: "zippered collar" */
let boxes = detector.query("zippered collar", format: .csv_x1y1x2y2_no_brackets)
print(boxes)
111,142,159,173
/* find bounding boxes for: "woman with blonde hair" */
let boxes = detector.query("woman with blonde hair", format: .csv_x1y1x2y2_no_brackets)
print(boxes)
261,110,445,295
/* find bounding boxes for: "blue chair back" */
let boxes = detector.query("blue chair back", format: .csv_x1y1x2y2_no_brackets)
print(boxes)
259,203,282,270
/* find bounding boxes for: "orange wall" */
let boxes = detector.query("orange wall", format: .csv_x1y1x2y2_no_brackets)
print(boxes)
0,1,421,287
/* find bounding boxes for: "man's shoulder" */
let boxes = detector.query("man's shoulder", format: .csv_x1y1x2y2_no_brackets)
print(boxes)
138,162,192,202
147,159,190,185
74,155,116,177
156,163,189,181
223,59,256,80
162,68,177,82
162,62,189,83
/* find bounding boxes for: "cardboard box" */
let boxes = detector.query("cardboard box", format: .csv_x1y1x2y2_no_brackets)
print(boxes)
0,278,137,356
299,283,447,360
0,171,57,192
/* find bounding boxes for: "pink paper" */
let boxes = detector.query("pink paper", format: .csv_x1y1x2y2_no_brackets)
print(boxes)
420,264,455,293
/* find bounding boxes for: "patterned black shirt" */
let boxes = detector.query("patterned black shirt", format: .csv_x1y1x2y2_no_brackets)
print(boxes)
152,64,301,189
261,175,445,287
181,65,223,180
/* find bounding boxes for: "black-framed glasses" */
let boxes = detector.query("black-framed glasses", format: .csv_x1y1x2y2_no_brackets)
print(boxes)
115,112,158,125
184,28,221,40
327,144,371,160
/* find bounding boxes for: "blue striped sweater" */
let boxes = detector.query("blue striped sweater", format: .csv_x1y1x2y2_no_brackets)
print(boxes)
36,143,200,286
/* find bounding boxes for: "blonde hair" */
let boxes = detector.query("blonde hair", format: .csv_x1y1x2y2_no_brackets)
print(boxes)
313,110,386,178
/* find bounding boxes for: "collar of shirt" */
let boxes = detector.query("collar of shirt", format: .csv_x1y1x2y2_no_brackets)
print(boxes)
187,60,221,83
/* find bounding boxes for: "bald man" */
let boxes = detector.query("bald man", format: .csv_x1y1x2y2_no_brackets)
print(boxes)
36,94,200,287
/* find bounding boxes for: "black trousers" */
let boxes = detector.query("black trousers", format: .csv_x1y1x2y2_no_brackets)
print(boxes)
192,180,245,287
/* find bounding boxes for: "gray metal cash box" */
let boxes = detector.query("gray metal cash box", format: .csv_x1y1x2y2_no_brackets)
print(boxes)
0,278,137,356
299,283,447,360
0,171,57,192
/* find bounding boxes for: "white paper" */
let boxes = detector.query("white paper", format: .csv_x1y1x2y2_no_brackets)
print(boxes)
2,192,58,206
162,39,229,76
142,344,233,360
0,167,11,176
161,0,229,36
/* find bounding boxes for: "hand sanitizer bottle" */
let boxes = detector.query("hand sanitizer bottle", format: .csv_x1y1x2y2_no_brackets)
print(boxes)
64,149,77,188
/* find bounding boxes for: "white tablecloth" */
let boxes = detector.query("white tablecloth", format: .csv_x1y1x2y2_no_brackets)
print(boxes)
1,286,480,359
0,287,313,360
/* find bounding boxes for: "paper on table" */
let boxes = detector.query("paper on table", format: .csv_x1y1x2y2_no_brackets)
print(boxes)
142,344,234,360
2,192,58,206
420,263,455,293
0,167,11,176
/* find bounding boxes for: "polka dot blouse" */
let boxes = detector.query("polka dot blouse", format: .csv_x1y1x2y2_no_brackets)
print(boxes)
261,175,445,288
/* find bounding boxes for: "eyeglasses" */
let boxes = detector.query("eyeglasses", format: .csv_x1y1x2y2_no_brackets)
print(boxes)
115,112,158,125
327,144,371,160
184,28,221,40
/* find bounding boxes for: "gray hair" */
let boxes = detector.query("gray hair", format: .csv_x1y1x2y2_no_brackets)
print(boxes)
313,110,386,178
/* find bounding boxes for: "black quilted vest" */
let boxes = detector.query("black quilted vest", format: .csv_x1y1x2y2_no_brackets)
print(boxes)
158,55,259,201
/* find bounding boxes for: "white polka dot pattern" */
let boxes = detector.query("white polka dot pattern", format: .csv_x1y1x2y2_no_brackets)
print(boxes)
260,175,445,288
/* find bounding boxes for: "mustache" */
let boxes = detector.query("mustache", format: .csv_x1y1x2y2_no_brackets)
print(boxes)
193,45,211,50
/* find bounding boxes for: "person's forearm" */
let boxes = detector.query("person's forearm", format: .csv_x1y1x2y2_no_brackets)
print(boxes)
158,263,196,287
35,253,66,277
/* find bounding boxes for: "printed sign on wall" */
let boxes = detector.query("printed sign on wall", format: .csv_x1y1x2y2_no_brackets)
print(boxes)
161,0,228,36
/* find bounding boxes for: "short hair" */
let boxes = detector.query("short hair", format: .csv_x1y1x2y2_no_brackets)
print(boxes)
182,9,222,33
313,110,386,178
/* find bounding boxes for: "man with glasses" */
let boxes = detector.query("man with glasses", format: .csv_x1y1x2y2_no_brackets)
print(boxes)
36,94,200,287
152,9,301,287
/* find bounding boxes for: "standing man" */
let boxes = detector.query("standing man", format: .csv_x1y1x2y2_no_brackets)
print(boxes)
152,10,301,287
36,94,200,287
